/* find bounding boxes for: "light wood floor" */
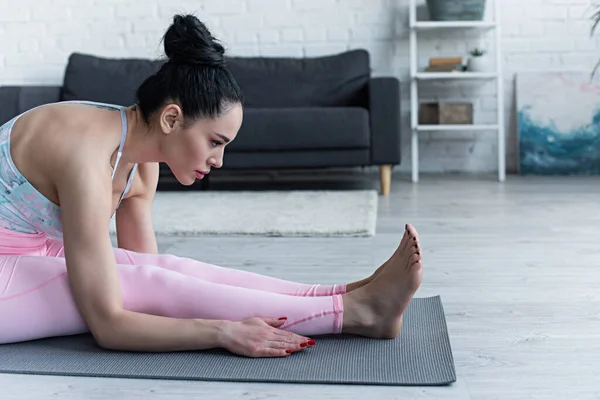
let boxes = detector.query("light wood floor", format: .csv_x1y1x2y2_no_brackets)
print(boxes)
2,174,600,399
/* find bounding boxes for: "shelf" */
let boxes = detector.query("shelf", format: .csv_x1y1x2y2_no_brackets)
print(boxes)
411,21,496,30
416,124,499,132
414,72,497,80
408,0,505,183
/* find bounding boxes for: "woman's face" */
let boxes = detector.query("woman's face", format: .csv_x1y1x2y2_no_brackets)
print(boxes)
158,103,243,186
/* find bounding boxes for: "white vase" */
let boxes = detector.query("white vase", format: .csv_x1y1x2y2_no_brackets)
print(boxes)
468,56,489,73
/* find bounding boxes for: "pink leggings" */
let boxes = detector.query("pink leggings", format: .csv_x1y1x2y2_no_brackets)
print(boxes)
0,228,345,344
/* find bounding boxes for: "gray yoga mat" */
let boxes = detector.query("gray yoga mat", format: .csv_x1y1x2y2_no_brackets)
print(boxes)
0,296,456,386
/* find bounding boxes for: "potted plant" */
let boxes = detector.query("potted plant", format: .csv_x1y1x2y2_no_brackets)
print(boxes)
467,48,489,73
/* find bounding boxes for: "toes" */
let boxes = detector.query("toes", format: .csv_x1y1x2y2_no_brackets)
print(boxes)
398,228,410,249
411,242,420,255
392,229,411,260
409,252,422,265
395,224,421,262
405,224,419,241
404,224,420,251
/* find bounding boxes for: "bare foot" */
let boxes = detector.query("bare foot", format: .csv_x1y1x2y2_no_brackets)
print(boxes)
345,224,421,292
341,224,423,338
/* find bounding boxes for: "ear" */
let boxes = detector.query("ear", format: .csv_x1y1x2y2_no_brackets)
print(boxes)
159,104,183,135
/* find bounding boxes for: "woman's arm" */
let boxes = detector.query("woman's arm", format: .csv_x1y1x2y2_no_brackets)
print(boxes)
55,153,221,352
115,162,159,254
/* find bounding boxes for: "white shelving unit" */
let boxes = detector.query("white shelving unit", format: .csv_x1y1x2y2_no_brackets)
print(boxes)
409,0,505,183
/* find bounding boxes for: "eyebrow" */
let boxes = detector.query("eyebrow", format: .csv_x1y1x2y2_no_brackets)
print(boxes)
214,132,231,143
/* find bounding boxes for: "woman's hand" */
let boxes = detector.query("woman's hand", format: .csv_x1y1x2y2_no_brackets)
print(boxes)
219,317,316,357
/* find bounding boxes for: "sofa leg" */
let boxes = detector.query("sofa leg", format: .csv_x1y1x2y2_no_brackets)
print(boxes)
379,165,391,196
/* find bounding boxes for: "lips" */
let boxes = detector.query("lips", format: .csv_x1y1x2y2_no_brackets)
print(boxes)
195,170,209,179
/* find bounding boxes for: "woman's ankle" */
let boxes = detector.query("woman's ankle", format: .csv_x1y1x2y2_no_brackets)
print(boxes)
340,290,375,335
345,277,371,293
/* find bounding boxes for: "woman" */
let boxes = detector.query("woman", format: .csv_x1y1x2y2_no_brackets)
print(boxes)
0,14,423,357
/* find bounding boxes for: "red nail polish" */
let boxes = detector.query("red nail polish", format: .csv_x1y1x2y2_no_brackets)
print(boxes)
278,317,287,320
300,342,307,347
286,349,293,354
307,340,316,346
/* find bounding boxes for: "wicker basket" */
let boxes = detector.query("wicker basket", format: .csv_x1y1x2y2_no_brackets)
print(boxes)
426,0,486,21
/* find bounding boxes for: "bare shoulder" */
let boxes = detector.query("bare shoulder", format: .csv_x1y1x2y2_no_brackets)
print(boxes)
127,162,160,200
15,103,118,155
11,103,122,205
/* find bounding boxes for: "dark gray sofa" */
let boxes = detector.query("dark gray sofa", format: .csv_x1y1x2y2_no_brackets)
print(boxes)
0,49,401,195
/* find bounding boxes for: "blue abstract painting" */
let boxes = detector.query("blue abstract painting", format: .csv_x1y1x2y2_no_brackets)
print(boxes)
517,72,600,175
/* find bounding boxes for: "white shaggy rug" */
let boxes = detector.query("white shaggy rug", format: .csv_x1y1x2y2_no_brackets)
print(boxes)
110,190,378,237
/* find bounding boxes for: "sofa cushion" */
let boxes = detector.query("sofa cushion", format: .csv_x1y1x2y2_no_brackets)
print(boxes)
61,53,163,105
60,50,371,110
225,49,371,108
228,107,370,152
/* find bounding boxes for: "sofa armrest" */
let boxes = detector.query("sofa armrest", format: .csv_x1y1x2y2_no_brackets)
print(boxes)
368,77,401,165
0,86,62,125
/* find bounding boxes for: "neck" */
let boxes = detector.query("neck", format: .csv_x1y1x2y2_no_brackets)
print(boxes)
119,105,163,164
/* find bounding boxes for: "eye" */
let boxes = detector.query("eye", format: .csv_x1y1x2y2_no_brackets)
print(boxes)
212,140,224,148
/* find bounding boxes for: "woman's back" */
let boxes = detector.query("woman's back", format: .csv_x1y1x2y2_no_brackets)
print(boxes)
0,101,138,238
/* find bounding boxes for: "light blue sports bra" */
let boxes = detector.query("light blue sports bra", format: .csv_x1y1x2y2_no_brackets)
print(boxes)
0,100,138,238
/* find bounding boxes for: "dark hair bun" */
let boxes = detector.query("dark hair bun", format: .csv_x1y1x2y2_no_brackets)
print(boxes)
163,14,225,67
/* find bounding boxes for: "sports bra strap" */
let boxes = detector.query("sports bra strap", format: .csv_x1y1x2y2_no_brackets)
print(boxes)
112,107,128,180
119,163,138,204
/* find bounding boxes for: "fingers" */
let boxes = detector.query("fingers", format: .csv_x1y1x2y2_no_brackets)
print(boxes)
248,316,318,357
272,326,310,341
276,331,316,349
263,327,317,357
279,330,316,348
259,316,288,328
250,337,316,358
264,337,316,355
261,348,293,357
257,317,314,344
233,318,318,358
245,334,317,358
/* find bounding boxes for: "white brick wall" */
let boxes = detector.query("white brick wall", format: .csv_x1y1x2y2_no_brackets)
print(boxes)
1,0,600,174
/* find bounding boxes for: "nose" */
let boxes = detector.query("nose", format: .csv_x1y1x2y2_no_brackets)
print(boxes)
208,154,223,169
